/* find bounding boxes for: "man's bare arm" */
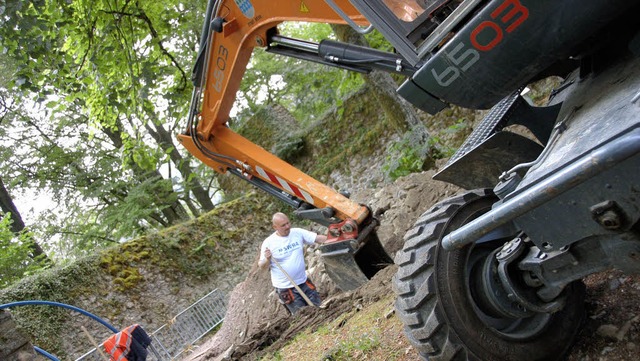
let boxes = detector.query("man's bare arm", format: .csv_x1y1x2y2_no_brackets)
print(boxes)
258,248,271,270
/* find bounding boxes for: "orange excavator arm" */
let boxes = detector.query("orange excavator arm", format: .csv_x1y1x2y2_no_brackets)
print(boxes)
177,0,371,225
178,0,409,290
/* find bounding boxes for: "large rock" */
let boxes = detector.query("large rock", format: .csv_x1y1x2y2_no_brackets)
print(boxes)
0,310,35,361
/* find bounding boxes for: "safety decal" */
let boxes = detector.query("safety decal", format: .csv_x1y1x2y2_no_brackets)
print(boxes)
300,1,309,13
234,0,255,19
255,166,315,205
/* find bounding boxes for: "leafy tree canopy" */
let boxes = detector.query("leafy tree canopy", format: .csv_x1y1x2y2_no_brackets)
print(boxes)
0,214,49,287
0,0,210,261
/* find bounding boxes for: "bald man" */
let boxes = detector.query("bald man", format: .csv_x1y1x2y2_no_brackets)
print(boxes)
258,212,327,314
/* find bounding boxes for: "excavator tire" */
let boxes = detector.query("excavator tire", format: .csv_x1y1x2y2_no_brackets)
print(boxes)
393,189,586,361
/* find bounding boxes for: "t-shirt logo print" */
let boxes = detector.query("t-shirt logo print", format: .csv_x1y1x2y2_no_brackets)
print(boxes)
275,242,300,258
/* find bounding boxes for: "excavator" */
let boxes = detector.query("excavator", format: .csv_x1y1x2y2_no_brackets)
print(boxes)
178,0,640,360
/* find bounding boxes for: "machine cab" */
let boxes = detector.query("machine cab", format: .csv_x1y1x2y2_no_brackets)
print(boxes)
347,0,472,65
348,0,632,112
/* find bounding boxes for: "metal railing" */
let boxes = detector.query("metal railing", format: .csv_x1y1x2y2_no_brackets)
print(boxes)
76,289,227,361
151,288,227,359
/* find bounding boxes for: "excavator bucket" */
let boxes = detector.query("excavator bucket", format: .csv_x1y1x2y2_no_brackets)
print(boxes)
319,231,393,291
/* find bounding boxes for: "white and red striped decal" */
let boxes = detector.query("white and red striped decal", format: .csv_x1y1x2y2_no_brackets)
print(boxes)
255,166,315,205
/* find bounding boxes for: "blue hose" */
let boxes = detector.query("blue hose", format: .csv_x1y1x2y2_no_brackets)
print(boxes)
33,346,59,361
1,300,119,360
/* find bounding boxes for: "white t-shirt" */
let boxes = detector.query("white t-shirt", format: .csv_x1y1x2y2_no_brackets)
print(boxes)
260,228,317,288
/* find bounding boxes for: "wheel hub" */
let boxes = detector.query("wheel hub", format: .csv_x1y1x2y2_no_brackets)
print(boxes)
472,237,566,320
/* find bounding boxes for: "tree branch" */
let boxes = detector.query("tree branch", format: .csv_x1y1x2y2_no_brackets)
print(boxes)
101,8,189,91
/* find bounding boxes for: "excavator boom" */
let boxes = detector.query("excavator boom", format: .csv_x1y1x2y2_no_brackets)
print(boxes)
178,0,395,291
178,0,372,224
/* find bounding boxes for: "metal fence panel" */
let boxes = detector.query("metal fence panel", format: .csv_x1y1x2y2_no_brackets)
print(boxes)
76,289,226,361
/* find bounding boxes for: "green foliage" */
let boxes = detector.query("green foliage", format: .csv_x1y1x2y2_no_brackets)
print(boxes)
235,22,365,127
321,333,381,360
272,137,305,162
363,29,395,52
382,118,473,181
382,124,437,181
0,0,215,263
123,139,161,173
382,140,427,181
0,215,47,288
101,176,179,233
437,118,473,156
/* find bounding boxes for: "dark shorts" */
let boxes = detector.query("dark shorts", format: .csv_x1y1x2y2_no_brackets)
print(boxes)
276,279,321,315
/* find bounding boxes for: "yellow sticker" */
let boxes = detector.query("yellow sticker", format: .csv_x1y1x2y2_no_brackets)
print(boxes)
300,1,309,13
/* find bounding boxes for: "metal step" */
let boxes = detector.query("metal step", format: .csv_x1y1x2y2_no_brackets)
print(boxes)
446,87,524,167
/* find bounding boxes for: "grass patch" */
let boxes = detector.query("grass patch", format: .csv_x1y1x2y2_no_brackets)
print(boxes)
257,294,418,361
